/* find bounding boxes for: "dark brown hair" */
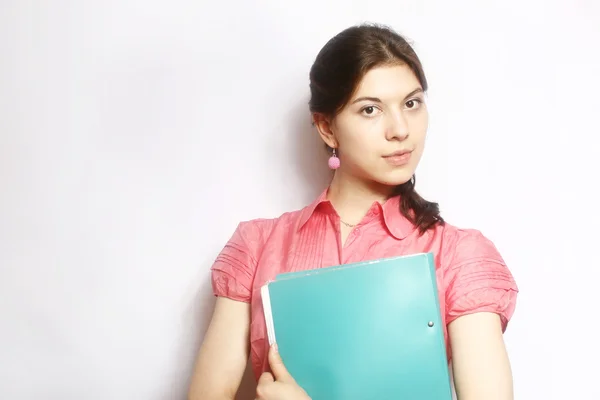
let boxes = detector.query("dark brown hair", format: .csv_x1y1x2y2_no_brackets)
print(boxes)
308,23,444,234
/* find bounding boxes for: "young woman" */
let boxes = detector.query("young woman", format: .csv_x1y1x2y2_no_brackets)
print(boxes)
189,23,518,400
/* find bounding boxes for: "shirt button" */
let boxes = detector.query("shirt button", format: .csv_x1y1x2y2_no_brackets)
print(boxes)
354,228,361,235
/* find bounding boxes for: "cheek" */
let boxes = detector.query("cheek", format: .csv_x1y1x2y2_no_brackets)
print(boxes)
411,111,429,136
411,147,425,167
340,137,382,173
413,133,427,151
410,119,428,149
348,136,381,163
338,121,377,154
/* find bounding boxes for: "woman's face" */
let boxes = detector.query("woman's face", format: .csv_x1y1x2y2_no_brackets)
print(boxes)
316,64,429,188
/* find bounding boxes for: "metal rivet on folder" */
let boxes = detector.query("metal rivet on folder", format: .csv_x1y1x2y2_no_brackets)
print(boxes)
428,321,434,327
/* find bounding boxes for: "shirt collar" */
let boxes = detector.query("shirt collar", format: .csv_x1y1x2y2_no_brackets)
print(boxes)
297,188,415,240
297,189,329,230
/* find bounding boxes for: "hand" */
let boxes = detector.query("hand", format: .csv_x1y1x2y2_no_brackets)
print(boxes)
255,344,311,400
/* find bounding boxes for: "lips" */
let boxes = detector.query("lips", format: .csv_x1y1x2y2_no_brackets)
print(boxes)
383,149,412,158
382,149,413,166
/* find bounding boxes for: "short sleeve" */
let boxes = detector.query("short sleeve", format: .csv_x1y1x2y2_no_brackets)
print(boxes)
210,220,266,303
444,229,518,331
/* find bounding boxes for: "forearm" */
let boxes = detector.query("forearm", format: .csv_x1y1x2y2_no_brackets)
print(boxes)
188,387,236,400
187,357,244,400
455,384,513,400
452,339,514,400
449,313,514,400
456,387,513,400
188,298,251,400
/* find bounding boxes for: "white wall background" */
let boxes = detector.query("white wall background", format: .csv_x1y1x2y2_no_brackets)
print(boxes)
1,1,599,399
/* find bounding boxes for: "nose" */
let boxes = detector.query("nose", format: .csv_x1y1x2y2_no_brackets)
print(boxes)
385,111,409,141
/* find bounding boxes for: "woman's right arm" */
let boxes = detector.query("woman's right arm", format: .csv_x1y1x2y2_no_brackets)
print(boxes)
188,296,251,400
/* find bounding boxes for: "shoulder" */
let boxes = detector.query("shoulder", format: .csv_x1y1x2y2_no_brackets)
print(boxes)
235,208,304,239
227,206,306,254
232,217,276,247
210,207,306,303
437,222,518,330
437,222,504,268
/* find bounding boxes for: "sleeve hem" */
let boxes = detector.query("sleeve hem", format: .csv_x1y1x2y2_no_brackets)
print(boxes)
446,291,518,333
212,293,251,303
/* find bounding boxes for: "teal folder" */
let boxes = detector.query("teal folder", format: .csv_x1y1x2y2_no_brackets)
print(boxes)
261,253,453,400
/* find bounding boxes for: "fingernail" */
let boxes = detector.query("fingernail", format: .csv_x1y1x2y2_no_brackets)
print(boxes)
273,343,278,352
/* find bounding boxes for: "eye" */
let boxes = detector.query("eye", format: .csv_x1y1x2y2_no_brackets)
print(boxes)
361,106,381,116
405,98,423,110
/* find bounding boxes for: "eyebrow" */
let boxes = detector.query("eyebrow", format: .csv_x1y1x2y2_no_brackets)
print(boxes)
351,88,424,104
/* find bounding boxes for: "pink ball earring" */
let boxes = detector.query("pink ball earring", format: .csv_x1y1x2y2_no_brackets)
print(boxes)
328,148,340,170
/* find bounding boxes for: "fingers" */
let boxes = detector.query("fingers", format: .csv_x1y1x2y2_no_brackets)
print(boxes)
268,343,294,383
258,371,274,385
256,372,276,400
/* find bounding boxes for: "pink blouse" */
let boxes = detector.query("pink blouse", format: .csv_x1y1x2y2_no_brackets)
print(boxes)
210,189,518,379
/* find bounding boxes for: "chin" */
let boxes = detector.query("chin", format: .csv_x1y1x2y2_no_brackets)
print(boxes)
373,170,415,187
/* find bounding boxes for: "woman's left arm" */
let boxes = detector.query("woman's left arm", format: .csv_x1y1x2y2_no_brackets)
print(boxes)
443,228,520,400
448,312,514,400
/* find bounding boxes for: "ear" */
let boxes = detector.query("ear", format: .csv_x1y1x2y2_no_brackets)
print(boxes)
312,113,337,149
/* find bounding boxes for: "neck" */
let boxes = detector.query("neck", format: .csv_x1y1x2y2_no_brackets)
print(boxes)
326,169,395,225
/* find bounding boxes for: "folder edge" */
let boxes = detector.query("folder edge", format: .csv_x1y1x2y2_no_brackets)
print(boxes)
261,283,277,345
